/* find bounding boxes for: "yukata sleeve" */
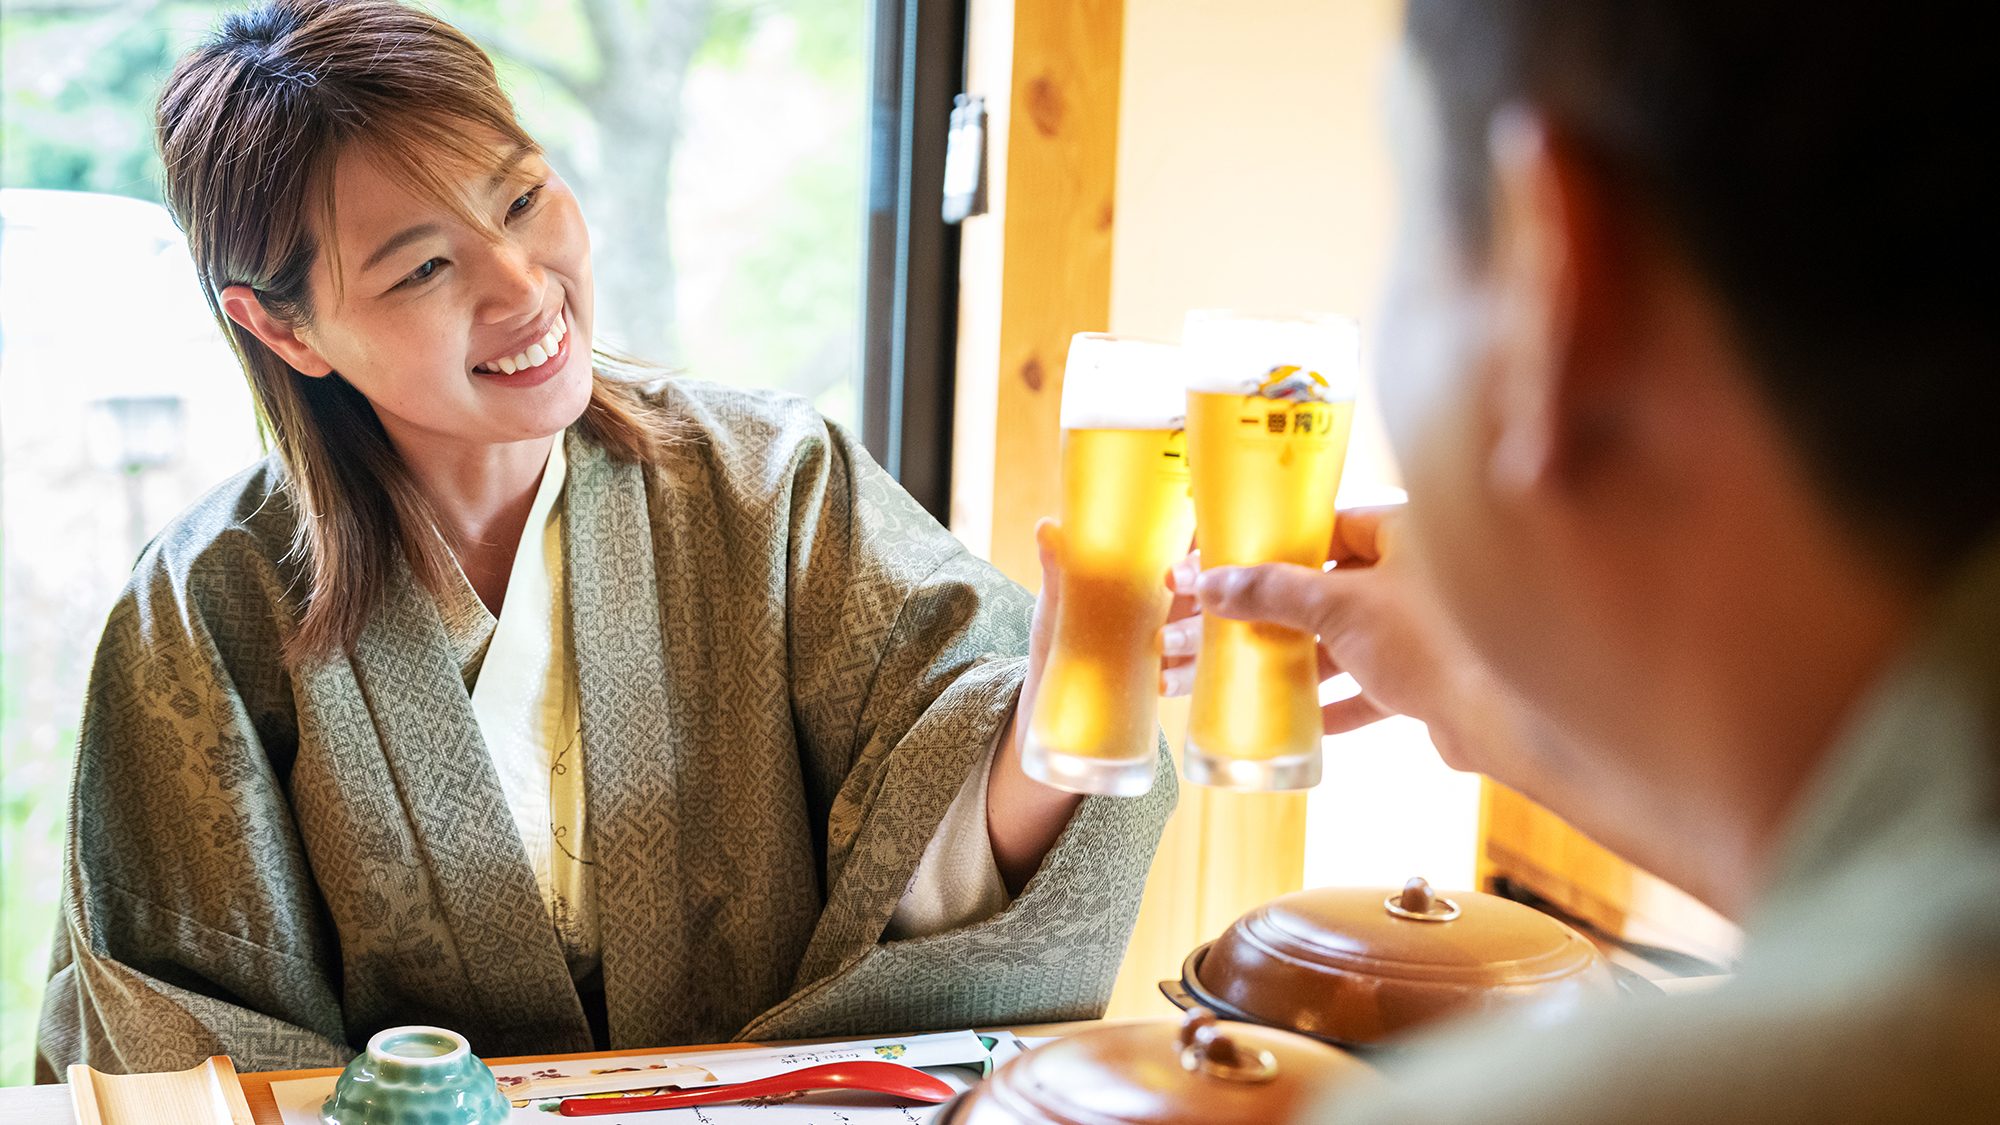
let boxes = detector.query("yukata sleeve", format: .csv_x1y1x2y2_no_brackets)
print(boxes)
883,727,1010,940
36,540,350,1079
748,410,1177,1039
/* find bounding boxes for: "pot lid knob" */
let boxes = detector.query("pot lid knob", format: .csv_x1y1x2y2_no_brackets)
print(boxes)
1385,876,1462,922
1177,1007,1279,1085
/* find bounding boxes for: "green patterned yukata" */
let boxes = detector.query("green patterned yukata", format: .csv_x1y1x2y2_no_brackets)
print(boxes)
36,380,1175,1079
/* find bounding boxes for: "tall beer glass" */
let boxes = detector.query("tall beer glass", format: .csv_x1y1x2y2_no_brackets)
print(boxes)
1182,312,1359,791
1022,333,1197,796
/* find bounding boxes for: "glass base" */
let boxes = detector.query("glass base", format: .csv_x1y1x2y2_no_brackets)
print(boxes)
1021,735,1158,796
1182,739,1322,792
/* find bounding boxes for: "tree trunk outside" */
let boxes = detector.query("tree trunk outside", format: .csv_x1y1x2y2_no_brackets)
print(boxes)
573,0,717,365
582,113,682,362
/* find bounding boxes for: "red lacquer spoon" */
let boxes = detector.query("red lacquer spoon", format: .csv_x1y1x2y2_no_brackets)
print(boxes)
556,1060,957,1116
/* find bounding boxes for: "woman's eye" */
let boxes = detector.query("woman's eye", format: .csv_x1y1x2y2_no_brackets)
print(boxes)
509,185,544,216
396,258,444,288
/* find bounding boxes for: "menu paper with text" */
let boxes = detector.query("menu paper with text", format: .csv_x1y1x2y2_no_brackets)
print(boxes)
272,1030,996,1124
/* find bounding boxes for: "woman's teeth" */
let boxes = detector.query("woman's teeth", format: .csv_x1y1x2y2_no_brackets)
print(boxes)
475,313,567,375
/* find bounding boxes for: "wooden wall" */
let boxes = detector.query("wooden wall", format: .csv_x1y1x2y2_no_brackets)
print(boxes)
951,0,1123,572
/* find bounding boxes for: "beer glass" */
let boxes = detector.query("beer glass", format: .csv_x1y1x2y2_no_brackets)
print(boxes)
1182,312,1359,791
1022,333,1197,796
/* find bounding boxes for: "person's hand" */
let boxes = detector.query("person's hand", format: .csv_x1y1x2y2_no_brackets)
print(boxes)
988,518,1085,895
1016,518,1062,735
1158,506,1507,769
1158,537,1203,696
1160,509,1671,896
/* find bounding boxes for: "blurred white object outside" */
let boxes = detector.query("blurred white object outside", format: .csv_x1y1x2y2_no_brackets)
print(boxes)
1307,481,1483,895
1,188,262,557
0,188,263,1081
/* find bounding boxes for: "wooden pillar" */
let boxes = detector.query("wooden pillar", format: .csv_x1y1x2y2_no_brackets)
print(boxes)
968,0,1124,589
952,0,1313,1023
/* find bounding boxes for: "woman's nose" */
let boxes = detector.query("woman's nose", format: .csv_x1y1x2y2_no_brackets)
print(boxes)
476,243,543,323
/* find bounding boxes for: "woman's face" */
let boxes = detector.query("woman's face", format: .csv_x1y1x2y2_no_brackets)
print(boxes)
288,135,595,456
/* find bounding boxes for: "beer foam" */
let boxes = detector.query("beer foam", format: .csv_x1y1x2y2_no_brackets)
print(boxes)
1181,311,1361,401
1059,333,1189,430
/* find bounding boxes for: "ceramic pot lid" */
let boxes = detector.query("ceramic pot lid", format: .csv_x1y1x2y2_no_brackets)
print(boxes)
1183,877,1617,1046
942,1007,1373,1125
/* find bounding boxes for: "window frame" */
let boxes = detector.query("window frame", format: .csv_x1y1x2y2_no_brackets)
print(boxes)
859,0,968,522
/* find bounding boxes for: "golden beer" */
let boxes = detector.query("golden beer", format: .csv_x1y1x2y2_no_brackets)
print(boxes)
1023,335,1194,796
1182,312,1360,791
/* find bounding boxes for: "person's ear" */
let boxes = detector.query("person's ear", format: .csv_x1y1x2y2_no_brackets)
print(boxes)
1480,108,1632,500
219,286,335,377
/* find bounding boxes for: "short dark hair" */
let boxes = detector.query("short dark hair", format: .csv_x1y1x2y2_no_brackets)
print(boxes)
1407,0,1999,577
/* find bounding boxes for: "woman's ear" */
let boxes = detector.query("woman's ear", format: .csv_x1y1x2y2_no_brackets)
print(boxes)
219,285,335,377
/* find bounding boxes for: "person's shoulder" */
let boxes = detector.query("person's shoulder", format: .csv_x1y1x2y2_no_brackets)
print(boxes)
636,376,856,488
1318,931,2000,1125
131,454,300,612
644,376,835,450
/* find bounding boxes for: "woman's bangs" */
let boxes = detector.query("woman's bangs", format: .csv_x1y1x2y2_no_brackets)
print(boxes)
320,108,542,294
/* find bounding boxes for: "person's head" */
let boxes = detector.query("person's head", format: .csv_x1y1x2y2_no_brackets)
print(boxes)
1387,0,1995,571
1376,0,1994,900
157,0,671,666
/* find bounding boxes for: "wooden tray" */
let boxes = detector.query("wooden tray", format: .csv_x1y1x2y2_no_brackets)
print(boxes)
68,1056,255,1125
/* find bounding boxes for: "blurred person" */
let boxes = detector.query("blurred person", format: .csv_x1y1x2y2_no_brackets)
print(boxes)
36,0,1175,1078
1165,0,2000,1120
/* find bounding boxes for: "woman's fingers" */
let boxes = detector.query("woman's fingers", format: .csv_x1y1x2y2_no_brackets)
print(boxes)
1011,517,1064,771
1159,589,1200,696
1164,549,1201,624
1159,550,1202,696
1036,516,1062,573
1032,519,1061,615
1025,518,1062,688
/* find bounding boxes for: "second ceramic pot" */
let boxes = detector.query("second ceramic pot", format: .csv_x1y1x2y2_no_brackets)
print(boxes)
1162,877,1620,1049
937,1006,1374,1125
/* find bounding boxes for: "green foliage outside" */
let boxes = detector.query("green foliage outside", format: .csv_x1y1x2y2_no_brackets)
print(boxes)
0,0,865,1086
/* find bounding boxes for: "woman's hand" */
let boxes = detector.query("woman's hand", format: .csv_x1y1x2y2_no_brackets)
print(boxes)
987,519,1087,896
1159,543,1202,698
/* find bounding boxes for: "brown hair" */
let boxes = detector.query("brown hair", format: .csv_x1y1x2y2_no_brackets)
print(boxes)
157,0,677,667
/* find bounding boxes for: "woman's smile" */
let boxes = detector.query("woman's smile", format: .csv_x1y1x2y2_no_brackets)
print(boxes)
474,305,572,387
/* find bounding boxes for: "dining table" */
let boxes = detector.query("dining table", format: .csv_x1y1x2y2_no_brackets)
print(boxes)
0,1020,1112,1125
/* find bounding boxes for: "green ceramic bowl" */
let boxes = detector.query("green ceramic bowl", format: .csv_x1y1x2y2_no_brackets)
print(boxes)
322,1025,510,1125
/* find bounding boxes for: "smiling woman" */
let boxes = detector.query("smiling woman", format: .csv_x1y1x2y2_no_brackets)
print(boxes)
34,0,1175,1080
154,4,659,660
214,130,609,624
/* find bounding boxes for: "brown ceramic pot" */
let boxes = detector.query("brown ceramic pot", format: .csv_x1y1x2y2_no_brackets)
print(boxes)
1162,877,1620,1049
937,1007,1375,1125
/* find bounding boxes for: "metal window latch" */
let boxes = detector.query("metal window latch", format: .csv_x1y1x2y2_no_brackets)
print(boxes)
942,93,988,224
